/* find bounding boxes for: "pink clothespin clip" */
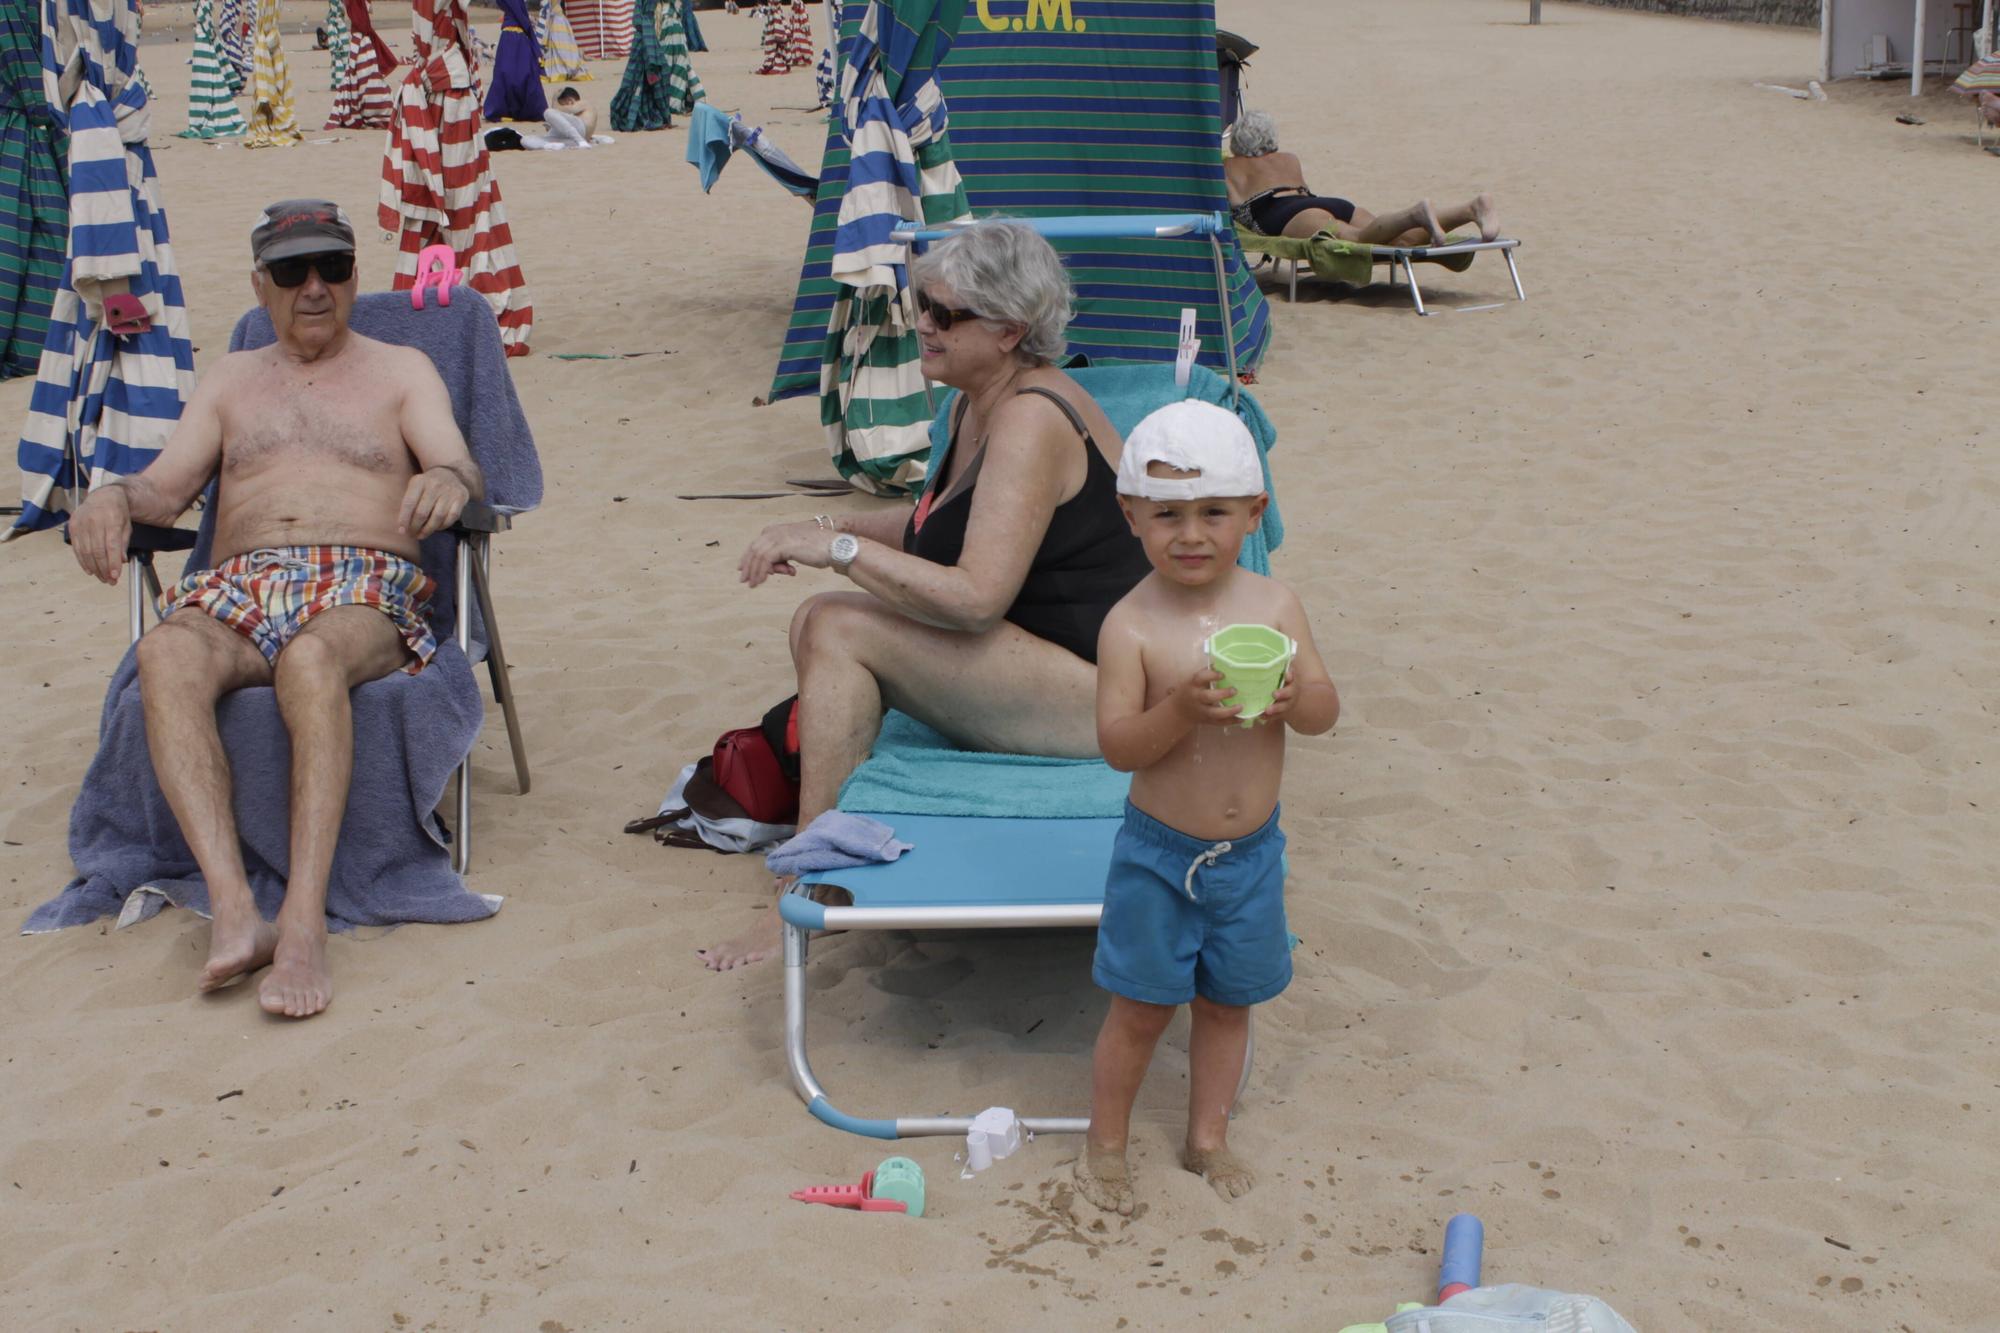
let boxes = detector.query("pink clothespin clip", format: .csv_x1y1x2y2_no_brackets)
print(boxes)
103,293,152,336
410,244,460,309
788,1170,908,1213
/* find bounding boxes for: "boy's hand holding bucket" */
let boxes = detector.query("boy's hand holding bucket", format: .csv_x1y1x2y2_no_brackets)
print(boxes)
1176,664,1249,726
1205,624,1298,728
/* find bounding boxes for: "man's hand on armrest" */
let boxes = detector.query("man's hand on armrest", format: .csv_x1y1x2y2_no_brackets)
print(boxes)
68,483,135,586
398,462,482,540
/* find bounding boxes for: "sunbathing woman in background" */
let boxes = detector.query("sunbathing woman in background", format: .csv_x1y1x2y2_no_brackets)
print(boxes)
1225,109,1499,247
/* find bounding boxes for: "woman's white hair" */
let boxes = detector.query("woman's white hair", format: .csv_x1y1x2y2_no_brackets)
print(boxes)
1231,109,1278,158
909,219,1073,365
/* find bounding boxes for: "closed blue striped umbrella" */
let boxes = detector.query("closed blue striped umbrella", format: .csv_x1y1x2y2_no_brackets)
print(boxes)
11,0,195,537
816,0,968,494
1,0,66,380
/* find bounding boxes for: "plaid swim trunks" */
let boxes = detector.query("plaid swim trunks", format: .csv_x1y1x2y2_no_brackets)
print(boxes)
163,545,439,674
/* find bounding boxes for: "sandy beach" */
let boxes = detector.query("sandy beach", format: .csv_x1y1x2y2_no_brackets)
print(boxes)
3,0,1998,1326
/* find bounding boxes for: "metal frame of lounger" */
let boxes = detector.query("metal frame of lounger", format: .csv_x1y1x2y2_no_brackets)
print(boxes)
777,824,1254,1141
113,504,530,876
1254,237,1526,315
890,211,1244,404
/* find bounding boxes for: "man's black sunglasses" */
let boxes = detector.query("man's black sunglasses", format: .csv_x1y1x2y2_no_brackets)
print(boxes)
916,290,981,331
264,253,355,288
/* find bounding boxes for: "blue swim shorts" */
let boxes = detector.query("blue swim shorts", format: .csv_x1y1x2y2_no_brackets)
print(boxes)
1092,800,1290,1008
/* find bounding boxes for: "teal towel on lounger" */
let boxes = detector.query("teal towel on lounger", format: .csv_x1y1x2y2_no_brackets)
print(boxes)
838,712,1130,818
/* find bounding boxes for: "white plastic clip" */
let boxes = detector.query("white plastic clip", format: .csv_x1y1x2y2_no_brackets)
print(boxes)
1175,307,1198,388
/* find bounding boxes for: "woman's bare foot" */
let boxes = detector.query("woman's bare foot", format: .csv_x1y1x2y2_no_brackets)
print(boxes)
1469,192,1500,242
1072,1145,1136,1216
696,877,824,972
696,901,785,972
1182,1143,1256,1200
258,927,332,1018
200,902,279,992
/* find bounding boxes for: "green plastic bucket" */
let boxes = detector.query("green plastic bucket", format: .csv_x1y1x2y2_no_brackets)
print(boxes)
1205,623,1296,726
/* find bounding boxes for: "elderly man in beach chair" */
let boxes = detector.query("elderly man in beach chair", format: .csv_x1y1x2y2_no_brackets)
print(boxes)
40,199,538,1019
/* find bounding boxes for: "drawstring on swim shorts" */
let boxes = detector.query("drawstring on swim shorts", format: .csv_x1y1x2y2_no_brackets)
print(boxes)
1182,841,1233,901
246,548,320,574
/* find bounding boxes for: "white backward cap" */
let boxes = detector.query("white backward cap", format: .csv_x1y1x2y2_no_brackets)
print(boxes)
1115,400,1264,501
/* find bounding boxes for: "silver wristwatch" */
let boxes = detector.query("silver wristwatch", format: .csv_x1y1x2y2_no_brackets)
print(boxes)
829,532,861,575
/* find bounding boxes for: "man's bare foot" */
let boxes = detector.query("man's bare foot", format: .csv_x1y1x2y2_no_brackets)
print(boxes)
697,900,784,972
1417,199,1447,246
199,903,279,992
258,928,332,1018
1469,192,1500,243
1072,1145,1135,1217
1182,1143,1256,1200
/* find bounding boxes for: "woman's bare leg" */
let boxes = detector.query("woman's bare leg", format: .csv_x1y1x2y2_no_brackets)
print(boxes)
1277,206,1344,240
697,592,1098,971
1355,200,1444,246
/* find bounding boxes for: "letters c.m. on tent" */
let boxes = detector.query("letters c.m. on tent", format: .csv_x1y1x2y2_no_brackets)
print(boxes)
772,0,1272,493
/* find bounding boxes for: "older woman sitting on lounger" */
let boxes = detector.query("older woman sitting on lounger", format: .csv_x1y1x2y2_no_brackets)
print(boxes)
1225,108,1500,247
700,220,1150,970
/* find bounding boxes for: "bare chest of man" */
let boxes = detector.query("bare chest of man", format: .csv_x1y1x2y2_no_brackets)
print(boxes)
213,372,416,557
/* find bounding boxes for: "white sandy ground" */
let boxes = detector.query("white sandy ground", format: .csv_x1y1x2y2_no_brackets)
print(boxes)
3,0,1998,1326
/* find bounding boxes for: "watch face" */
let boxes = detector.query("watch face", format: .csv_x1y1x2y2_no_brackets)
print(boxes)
832,534,860,564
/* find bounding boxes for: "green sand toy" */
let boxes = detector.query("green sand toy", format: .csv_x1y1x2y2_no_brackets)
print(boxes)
1206,623,1296,726
790,1156,925,1217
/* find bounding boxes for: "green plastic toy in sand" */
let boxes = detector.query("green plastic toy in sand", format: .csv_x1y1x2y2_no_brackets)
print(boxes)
1206,623,1296,727
869,1156,925,1218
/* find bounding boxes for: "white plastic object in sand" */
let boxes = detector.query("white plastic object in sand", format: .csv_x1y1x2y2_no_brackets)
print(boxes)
964,1107,1023,1173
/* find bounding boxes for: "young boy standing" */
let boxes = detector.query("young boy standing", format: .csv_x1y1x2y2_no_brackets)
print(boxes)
1073,401,1340,1217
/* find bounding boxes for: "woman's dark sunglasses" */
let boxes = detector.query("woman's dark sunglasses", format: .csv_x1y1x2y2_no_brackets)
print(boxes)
916,290,980,331
265,253,355,288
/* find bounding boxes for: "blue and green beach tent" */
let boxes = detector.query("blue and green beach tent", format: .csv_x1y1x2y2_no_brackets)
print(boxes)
1,0,67,380
771,0,1271,476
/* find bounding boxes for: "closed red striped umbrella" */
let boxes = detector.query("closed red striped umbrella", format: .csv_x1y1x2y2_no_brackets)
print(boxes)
327,0,396,128
379,0,532,355
568,0,633,59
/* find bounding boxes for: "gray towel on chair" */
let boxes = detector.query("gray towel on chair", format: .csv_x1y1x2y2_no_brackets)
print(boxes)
765,812,914,877
24,293,540,934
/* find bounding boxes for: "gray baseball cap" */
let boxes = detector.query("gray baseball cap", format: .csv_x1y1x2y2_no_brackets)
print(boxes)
250,199,357,264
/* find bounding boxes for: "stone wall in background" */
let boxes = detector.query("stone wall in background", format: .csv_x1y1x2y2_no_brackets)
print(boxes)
1569,0,1818,26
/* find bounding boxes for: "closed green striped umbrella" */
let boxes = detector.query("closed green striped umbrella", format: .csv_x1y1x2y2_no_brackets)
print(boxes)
815,0,969,494
326,0,351,91
179,0,248,139
0,0,66,380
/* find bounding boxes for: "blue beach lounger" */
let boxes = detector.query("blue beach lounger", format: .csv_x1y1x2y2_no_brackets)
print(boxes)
780,362,1283,1139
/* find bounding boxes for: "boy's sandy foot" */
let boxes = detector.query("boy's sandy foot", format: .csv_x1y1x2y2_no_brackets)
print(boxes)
199,903,279,992
258,929,332,1018
1417,199,1447,246
1182,1143,1256,1200
1470,192,1500,243
1072,1146,1136,1217
696,901,783,972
